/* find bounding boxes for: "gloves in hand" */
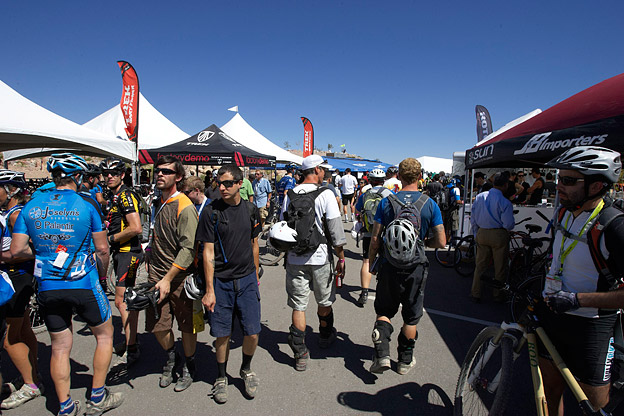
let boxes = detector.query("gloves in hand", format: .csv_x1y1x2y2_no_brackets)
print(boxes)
546,291,580,314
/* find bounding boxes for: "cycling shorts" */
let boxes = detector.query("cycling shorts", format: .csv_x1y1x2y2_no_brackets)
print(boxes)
374,262,428,326
341,193,354,206
38,285,111,332
4,271,35,319
113,251,144,287
538,305,617,386
361,236,371,259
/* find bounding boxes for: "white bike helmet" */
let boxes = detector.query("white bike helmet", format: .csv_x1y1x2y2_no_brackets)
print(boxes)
369,169,386,180
383,218,418,266
184,273,205,300
268,221,298,252
546,146,622,183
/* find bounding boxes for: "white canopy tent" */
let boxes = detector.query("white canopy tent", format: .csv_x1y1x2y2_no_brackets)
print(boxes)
221,113,303,165
0,80,135,161
416,156,453,174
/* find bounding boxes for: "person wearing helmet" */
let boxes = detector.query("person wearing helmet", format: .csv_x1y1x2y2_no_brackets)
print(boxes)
353,168,393,307
0,170,43,410
196,164,261,403
537,146,624,414
100,157,144,369
383,166,402,193
81,164,105,208
10,153,124,416
368,158,445,376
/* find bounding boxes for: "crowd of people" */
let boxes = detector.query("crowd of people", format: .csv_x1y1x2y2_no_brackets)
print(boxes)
0,145,622,415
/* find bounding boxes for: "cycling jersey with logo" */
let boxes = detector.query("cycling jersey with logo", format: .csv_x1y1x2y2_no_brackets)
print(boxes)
13,189,105,291
1,204,34,275
106,185,142,253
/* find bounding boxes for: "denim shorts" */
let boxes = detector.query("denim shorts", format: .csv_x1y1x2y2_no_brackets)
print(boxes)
208,271,261,338
286,262,335,311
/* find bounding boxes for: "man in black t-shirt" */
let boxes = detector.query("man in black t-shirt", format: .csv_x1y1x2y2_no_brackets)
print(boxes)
196,164,261,404
425,174,443,198
527,167,545,205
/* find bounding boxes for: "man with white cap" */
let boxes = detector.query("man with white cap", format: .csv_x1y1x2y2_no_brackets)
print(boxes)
280,154,346,372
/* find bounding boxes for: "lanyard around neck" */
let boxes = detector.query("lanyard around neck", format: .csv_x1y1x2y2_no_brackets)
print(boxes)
558,199,604,274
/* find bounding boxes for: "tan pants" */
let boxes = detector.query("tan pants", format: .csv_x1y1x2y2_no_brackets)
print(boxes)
471,228,509,299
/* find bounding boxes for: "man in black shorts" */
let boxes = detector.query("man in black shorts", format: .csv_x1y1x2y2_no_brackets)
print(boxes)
197,164,262,404
540,146,624,414
100,157,144,367
339,168,358,222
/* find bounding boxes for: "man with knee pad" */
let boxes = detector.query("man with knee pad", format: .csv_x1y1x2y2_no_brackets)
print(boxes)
368,158,445,375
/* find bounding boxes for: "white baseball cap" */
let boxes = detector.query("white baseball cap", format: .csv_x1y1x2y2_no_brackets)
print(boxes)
301,154,331,170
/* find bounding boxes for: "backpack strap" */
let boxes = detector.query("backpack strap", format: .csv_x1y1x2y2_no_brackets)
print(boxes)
554,205,590,244
586,198,624,290
209,205,228,264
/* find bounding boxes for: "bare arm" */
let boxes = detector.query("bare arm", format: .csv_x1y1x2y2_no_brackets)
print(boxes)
252,237,259,282
10,233,33,259
110,211,142,244
577,289,624,310
202,242,216,312
425,224,446,249
92,230,110,278
368,222,383,266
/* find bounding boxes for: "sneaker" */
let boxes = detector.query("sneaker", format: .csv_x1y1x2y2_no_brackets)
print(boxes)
125,348,141,368
1,383,44,409
370,356,391,374
159,354,180,388
2,375,24,395
397,357,417,375
174,364,194,392
211,377,228,404
318,327,337,349
84,389,124,415
294,351,309,371
239,369,259,398
57,400,81,416
356,291,368,307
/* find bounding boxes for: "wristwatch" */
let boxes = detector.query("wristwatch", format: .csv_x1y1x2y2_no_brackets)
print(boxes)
108,235,115,244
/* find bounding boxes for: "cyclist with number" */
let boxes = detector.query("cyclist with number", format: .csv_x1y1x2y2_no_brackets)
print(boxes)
11,153,123,416
539,146,624,415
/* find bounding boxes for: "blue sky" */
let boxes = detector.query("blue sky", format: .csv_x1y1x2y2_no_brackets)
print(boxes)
2,1,624,165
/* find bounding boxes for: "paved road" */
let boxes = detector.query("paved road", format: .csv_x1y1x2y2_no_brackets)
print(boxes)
0,225,599,415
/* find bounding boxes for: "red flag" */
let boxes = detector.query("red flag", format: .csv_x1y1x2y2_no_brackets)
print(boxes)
117,61,139,142
301,117,314,158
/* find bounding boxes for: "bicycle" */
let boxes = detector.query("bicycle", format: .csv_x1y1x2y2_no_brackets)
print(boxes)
454,275,623,415
258,193,285,266
434,234,463,268
28,293,46,334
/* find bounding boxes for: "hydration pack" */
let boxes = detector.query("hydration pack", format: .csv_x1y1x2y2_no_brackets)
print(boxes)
362,188,388,232
384,193,428,269
284,187,327,254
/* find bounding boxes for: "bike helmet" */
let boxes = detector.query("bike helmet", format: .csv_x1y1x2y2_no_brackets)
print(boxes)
369,169,386,179
124,282,160,318
85,164,102,177
0,170,26,187
268,221,298,252
383,218,418,267
184,273,205,300
100,157,126,172
546,146,622,183
47,153,88,176
387,166,398,175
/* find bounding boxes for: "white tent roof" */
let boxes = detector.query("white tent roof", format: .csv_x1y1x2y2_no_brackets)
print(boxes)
221,113,303,165
0,80,135,161
416,156,453,174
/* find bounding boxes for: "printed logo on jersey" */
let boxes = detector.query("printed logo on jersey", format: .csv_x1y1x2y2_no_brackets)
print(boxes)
29,207,79,220
39,233,71,244
52,194,63,201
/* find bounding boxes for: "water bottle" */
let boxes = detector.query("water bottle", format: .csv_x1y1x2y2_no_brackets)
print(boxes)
335,271,343,288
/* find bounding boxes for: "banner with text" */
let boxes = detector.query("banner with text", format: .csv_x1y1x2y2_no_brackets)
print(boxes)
301,117,314,158
475,105,493,142
117,61,139,142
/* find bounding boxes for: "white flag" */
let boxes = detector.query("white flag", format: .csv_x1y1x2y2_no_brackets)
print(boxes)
228,105,239,112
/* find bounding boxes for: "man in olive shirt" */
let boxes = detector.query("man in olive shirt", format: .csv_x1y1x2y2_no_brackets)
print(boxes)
240,175,254,203
147,156,199,393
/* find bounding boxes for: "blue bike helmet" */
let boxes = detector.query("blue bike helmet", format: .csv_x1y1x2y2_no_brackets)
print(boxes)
47,153,88,176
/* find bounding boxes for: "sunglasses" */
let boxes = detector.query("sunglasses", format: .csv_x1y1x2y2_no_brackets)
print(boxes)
154,168,177,176
103,170,121,177
217,180,237,188
558,175,585,186
517,174,525,177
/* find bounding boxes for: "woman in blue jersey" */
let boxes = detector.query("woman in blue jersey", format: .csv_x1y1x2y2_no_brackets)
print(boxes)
10,154,124,416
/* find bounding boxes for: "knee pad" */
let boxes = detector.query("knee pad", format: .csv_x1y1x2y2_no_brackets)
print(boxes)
318,311,334,336
371,321,393,357
288,325,307,356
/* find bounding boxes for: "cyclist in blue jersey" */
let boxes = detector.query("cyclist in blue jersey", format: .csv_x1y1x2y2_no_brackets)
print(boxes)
10,153,124,416
0,170,42,410
277,166,296,214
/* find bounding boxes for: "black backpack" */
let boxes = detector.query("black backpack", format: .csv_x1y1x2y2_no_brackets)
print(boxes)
383,193,429,269
284,186,328,254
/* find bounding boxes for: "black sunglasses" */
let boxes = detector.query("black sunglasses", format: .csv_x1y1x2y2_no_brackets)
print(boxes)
558,175,585,186
103,170,121,177
155,168,177,176
217,180,237,188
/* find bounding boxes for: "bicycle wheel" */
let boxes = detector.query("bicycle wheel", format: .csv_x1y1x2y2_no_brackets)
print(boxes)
509,274,544,323
435,241,458,268
506,248,527,289
454,326,513,416
258,228,285,266
28,294,47,334
106,260,116,294
455,236,476,277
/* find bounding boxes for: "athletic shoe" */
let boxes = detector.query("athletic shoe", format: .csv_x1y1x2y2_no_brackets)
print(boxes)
239,369,259,398
57,400,80,416
397,357,417,375
125,348,141,367
318,327,337,349
2,375,24,395
1,383,44,409
159,354,180,388
356,291,368,307
174,364,194,392
370,356,391,374
113,341,126,356
294,351,309,372
84,389,124,415
212,377,228,404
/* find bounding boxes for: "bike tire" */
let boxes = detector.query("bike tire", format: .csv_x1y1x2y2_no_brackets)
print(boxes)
509,274,544,323
106,260,117,294
455,235,476,277
435,243,458,268
258,228,285,266
506,248,527,289
454,326,513,416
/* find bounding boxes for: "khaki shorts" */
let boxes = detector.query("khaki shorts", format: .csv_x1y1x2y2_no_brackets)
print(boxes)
286,263,335,311
258,206,269,222
145,276,194,334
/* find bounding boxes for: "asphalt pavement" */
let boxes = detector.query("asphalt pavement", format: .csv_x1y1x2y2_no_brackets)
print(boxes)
0,224,581,415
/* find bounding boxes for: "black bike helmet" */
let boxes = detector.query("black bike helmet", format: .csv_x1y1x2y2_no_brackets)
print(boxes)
387,166,398,175
124,283,160,318
546,146,622,184
100,157,126,173
86,164,102,177
0,170,26,188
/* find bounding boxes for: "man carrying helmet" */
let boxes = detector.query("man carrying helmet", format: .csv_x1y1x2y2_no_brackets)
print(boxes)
538,146,624,414
0,170,42,410
100,157,144,367
368,158,445,375
354,168,393,307
10,153,123,416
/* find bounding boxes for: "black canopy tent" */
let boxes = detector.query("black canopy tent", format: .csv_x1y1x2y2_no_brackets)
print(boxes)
138,124,275,168
465,72,624,169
